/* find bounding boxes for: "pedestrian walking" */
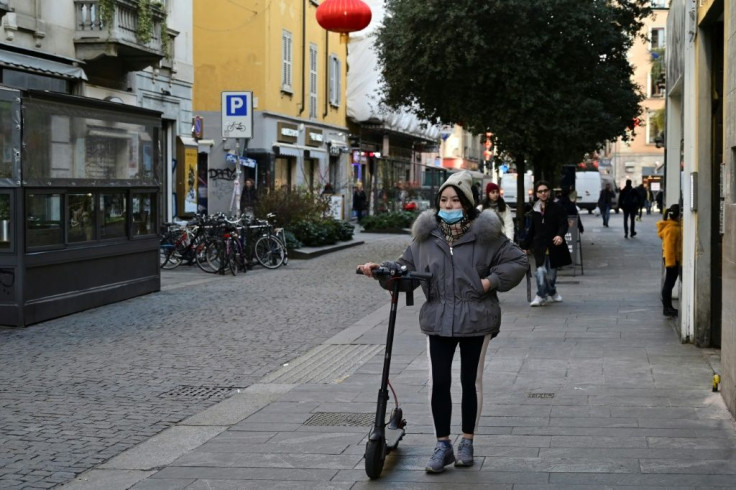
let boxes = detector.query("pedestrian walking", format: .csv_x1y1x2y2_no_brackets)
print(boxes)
556,186,583,234
239,178,258,218
353,183,367,222
471,182,481,206
597,182,616,227
477,182,514,239
357,171,528,473
617,179,641,238
635,183,647,220
643,183,654,215
657,204,682,317
520,180,572,307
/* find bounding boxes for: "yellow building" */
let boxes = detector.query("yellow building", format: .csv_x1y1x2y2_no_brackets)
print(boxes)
608,5,668,190
192,1,351,215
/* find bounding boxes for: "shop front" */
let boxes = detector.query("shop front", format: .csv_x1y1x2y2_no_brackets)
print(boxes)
0,88,161,327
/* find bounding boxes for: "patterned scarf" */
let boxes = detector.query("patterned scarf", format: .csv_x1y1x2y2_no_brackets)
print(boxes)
438,216,472,245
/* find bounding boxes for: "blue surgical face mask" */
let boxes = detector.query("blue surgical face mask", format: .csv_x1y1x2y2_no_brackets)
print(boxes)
438,209,464,224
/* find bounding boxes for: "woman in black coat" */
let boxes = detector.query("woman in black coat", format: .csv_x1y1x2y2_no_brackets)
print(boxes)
520,180,572,306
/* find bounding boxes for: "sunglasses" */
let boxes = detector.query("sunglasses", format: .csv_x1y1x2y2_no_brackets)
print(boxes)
537,188,550,193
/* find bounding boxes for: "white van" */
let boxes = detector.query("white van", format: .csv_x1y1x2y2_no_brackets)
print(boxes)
500,172,534,209
574,171,602,213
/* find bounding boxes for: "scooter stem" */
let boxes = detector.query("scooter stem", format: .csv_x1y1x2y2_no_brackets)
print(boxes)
371,279,402,437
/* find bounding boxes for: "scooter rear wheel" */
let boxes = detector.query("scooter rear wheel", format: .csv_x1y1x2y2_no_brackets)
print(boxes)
364,437,386,479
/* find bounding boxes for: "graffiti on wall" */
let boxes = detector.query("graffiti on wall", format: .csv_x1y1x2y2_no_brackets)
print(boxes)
209,168,238,182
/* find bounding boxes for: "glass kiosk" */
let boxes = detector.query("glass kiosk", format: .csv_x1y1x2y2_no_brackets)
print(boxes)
0,88,161,327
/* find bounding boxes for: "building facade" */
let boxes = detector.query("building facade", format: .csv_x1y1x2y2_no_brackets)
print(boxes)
665,0,735,417
609,4,668,189
192,1,351,217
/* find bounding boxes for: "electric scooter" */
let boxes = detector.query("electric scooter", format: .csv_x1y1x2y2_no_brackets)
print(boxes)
356,264,432,479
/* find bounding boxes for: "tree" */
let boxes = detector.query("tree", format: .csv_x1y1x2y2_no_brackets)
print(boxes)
375,0,651,217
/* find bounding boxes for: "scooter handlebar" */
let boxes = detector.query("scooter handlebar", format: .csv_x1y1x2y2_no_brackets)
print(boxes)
355,266,432,282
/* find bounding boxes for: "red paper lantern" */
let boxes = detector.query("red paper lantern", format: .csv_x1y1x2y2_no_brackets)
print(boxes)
316,0,372,34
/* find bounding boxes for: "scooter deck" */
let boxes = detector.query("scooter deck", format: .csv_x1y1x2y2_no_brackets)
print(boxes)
385,427,405,450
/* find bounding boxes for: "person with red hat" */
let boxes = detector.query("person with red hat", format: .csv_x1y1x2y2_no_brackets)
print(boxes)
478,182,514,239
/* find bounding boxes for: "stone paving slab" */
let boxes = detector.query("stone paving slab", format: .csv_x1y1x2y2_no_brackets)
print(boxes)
48,215,736,488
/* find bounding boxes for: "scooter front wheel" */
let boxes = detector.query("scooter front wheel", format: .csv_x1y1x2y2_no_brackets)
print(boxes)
364,437,386,479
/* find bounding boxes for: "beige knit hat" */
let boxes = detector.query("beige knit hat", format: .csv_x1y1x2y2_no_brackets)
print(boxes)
438,171,475,204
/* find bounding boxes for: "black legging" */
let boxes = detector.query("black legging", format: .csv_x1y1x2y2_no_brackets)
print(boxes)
662,264,680,308
427,334,490,438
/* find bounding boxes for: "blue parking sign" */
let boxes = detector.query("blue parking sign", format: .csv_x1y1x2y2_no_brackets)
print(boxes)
222,91,253,138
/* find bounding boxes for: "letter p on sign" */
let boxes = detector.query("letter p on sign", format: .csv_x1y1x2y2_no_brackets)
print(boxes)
226,95,247,116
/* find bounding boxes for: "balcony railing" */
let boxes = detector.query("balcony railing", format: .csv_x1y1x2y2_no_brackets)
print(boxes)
74,0,165,71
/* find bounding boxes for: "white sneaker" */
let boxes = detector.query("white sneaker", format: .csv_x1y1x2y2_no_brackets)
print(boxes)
530,295,546,307
550,293,563,303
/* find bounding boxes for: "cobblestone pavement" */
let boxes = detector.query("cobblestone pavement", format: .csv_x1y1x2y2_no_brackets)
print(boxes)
0,232,410,489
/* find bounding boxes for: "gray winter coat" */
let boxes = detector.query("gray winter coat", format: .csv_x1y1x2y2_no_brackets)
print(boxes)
385,210,528,338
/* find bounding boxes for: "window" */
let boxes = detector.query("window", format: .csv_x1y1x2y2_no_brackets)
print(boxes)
68,193,95,243
132,192,155,236
650,69,665,98
2,69,69,94
281,30,293,92
100,192,127,240
309,44,318,119
0,192,10,250
26,192,63,249
651,0,667,8
651,28,665,49
22,98,159,185
647,111,660,144
0,98,13,179
329,54,341,107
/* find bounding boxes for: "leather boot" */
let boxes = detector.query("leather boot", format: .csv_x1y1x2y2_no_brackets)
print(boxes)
663,306,678,317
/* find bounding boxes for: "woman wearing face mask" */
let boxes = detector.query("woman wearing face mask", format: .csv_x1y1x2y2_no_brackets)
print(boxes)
358,171,528,473
478,182,514,239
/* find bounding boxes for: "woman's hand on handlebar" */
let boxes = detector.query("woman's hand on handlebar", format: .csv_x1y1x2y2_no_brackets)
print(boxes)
357,262,380,277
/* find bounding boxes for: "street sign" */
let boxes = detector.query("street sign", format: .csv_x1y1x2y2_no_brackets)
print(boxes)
221,91,253,139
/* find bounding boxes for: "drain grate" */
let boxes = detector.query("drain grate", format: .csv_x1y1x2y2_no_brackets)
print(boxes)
303,411,374,427
528,392,555,399
159,385,239,400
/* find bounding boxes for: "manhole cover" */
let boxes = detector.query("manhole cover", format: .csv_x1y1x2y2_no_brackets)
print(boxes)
528,392,555,399
159,385,238,400
303,412,374,427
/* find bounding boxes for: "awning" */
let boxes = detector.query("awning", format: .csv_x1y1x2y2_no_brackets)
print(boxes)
273,143,327,160
0,50,87,80
177,136,198,147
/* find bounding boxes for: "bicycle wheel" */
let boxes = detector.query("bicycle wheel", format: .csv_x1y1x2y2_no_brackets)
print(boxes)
255,235,285,269
227,239,238,276
195,238,218,273
205,240,225,273
275,229,289,265
160,244,182,269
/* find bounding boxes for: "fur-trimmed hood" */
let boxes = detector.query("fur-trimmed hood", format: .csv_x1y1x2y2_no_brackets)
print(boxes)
411,209,504,243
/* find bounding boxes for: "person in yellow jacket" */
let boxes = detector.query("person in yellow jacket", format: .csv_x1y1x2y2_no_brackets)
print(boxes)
657,204,682,317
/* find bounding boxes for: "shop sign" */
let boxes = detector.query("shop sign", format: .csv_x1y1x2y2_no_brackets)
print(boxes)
306,127,323,147
277,122,299,143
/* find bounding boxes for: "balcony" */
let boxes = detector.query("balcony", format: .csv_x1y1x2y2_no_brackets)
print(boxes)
0,1,10,16
74,0,166,73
